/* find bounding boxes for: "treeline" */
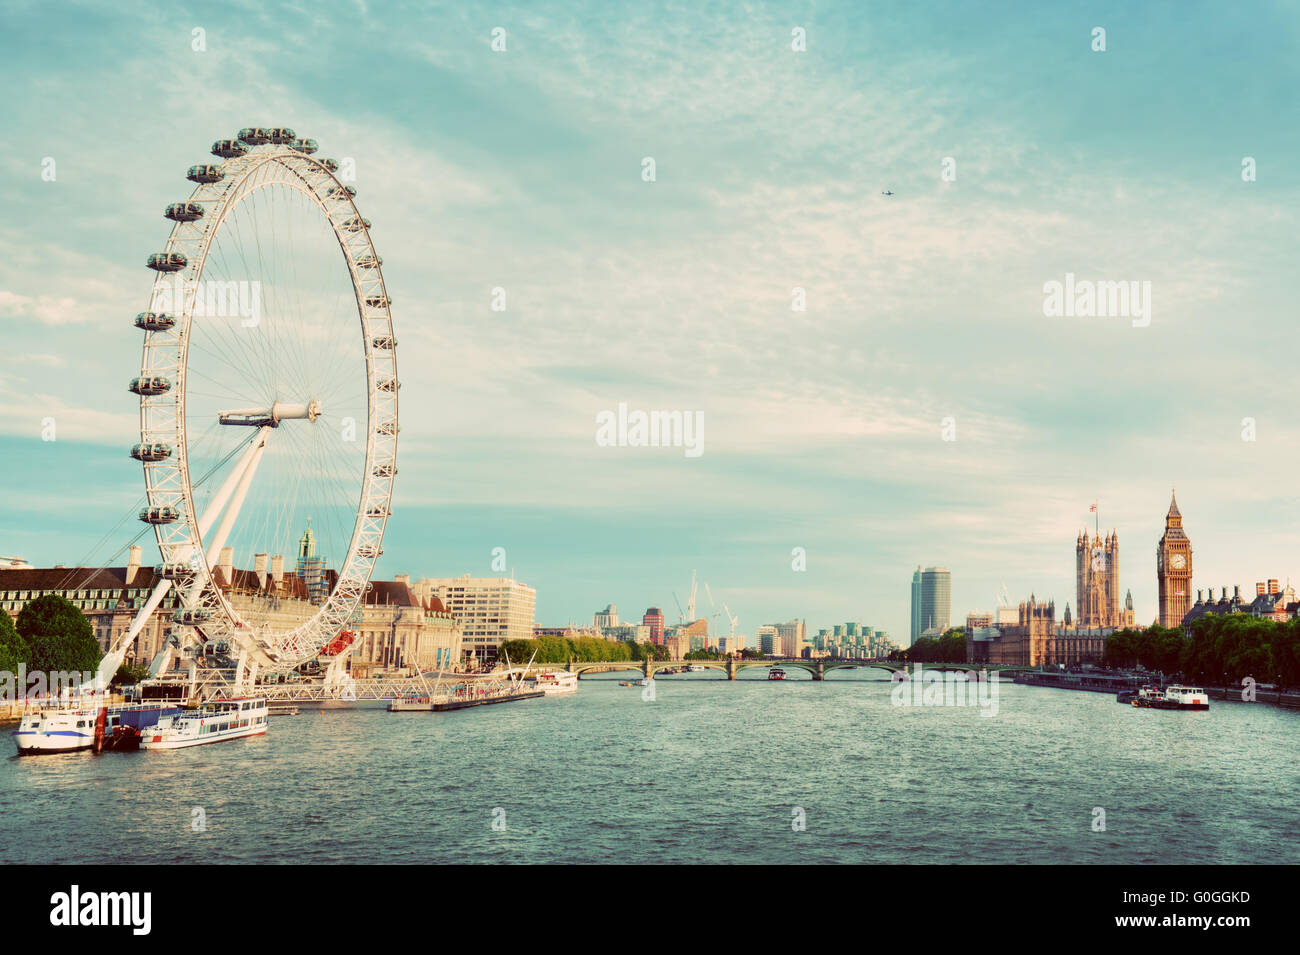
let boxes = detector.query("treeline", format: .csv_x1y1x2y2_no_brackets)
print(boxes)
498,636,671,665
902,628,967,663
1105,615,1300,685
0,594,102,674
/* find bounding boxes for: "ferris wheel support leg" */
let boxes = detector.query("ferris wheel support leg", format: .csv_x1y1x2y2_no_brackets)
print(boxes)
98,429,274,692
148,643,174,679
93,577,174,691
202,429,270,574
233,649,247,692
323,653,350,689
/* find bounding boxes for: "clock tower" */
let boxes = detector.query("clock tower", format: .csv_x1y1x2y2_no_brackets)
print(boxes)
1157,490,1192,628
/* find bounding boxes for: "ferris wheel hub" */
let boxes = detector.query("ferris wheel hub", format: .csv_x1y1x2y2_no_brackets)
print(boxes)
218,399,322,427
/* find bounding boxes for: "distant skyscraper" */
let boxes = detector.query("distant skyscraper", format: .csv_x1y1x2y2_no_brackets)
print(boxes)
296,519,328,604
910,567,923,642
642,607,665,644
594,603,619,628
914,567,951,638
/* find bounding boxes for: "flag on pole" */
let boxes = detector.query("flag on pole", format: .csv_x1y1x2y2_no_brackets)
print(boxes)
1089,503,1097,512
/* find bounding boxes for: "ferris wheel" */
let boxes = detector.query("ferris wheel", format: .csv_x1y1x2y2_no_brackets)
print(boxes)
102,127,397,685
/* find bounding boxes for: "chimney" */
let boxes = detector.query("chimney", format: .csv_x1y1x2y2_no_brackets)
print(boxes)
1257,582,1266,596
1269,579,1279,595
270,555,284,587
254,553,268,589
219,546,234,585
126,545,142,586
395,573,410,587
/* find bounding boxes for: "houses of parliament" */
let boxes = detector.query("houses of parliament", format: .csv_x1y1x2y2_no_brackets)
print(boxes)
970,493,1188,666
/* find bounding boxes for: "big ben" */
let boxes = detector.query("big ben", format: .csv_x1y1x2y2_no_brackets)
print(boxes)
1157,490,1192,628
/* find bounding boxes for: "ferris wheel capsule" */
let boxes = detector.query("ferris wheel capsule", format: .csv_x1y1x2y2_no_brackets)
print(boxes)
139,505,180,525
173,607,213,625
355,254,382,269
238,127,272,145
188,164,224,184
135,312,176,331
341,216,370,232
267,127,296,144
130,442,173,462
326,185,357,200
377,378,399,392
371,335,396,349
128,375,171,396
319,158,339,173
364,294,390,309
288,137,318,154
147,252,187,272
165,202,205,222
212,139,249,159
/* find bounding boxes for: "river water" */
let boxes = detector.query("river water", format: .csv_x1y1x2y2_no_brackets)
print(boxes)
2,668,1297,864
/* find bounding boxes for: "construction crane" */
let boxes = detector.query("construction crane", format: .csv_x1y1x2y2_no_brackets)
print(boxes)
687,569,698,623
723,602,739,638
672,591,686,623
704,582,722,642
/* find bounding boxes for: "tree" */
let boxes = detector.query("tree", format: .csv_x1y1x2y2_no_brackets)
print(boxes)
112,661,150,686
0,612,27,676
14,595,101,674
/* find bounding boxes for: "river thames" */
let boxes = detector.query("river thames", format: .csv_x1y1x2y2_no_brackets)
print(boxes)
3,669,1297,865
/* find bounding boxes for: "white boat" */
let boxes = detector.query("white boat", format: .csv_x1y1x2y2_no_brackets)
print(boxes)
527,671,579,696
12,707,100,754
1162,685,1210,710
141,697,268,750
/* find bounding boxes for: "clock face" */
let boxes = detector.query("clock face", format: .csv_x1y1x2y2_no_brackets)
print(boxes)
1171,554,1186,570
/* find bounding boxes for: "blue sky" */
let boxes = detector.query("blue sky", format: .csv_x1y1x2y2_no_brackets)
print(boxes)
1,1,1298,642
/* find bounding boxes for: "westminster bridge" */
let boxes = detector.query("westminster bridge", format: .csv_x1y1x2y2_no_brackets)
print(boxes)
563,658,1036,681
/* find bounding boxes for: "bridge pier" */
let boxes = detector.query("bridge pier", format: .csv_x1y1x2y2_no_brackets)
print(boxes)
643,658,651,679
813,660,824,681
727,657,737,680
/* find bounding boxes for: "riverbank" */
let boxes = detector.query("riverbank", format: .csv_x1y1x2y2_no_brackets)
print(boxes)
1014,670,1300,709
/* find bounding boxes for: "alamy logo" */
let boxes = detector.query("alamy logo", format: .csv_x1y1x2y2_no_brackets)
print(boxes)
2,664,95,701
1042,272,1151,328
890,664,1000,717
153,275,263,327
49,885,151,935
595,402,704,458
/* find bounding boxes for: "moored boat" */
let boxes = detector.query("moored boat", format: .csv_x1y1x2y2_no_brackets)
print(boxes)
526,670,578,696
141,697,268,749
1130,684,1210,710
1160,685,1210,710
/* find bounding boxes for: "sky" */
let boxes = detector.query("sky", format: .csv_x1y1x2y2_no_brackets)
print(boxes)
1,1,1298,643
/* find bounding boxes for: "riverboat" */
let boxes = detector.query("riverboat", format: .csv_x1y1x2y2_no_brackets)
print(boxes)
526,670,579,696
141,697,268,750
768,667,787,681
1130,685,1210,710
